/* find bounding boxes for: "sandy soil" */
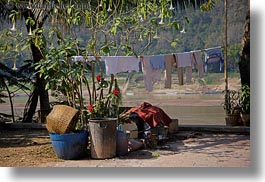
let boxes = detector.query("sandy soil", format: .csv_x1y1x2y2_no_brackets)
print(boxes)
0,129,63,167
0,129,250,167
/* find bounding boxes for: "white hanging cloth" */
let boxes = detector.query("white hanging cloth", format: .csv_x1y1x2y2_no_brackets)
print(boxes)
102,56,140,76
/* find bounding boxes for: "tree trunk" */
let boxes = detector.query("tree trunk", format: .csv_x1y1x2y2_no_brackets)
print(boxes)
22,87,39,123
22,43,50,123
38,72,51,123
21,10,50,123
239,8,250,87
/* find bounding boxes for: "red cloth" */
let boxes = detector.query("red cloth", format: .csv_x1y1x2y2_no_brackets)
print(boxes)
127,102,172,127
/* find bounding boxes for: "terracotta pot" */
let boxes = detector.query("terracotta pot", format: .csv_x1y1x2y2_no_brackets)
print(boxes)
240,113,250,127
225,114,240,126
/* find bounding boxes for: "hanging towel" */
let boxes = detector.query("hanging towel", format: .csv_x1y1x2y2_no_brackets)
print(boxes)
86,56,97,62
72,56,97,62
164,54,174,88
150,55,166,69
103,56,140,76
142,56,163,92
72,56,85,62
191,51,204,78
178,67,184,85
185,66,192,83
118,56,140,73
103,56,119,76
176,52,192,67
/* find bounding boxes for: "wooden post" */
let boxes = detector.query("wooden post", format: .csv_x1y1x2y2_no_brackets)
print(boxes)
224,0,228,92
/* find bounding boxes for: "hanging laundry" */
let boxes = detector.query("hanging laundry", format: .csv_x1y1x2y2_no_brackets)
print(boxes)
191,50,204,78
102,56,119,75
142,56,163,92
87,56,97,62
118,56,140,73
150,55,166,69
174,52,192,85
72,56,85,62
207,57,221,64
177,67,184,85
102,56,140,76
72,56,96,62
204,47,224,72
175,52,192,68
186,66,192,83
164,54,174,88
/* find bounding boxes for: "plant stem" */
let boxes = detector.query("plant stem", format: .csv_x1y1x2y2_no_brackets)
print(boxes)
91,61,96,104
83,76,92,105
105,74,114,110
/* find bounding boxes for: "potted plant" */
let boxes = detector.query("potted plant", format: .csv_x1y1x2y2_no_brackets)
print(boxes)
85,67,123,159
36,31,91,160
86,72,122,119
222,89,241,126
239,84,250,126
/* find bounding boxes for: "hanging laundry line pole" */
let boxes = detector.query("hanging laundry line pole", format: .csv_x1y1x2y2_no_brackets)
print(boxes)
224,0,228,93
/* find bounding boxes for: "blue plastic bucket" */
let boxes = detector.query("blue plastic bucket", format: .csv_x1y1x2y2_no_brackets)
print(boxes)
49,130,89,160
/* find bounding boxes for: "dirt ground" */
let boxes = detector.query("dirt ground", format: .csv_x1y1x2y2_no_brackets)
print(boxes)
0,128,250,167
0,129,63,167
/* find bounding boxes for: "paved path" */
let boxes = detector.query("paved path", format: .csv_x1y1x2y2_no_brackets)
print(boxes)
39,133,250,167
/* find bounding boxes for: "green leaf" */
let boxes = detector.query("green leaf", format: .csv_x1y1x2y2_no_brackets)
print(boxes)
67,7,72,15
45,82,50,90
170,41,177,48
172,21,180,30
110,26,117,35
2,44,8,52
20,42,29,51
101,46,110,54
149,17,158,25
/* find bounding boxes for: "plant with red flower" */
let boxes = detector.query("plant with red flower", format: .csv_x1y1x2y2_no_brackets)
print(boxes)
96,75,101,82
113,89,119,96
86,72,122,118
87,104,94,112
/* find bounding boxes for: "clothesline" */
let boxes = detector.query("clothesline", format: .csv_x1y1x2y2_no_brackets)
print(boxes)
72,46,223,63
71,46,223,91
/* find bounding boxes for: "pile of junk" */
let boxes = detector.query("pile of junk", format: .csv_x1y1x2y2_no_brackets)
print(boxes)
117,102,178,156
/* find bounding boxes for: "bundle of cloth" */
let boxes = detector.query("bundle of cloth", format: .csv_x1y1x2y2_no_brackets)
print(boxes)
119,102,173,138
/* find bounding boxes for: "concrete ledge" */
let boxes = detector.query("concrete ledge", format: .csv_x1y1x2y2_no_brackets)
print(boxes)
1,123,250,135
179,125,250,134
1,122,46,130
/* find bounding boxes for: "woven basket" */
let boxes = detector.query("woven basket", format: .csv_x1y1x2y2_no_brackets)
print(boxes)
46,105,79,134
